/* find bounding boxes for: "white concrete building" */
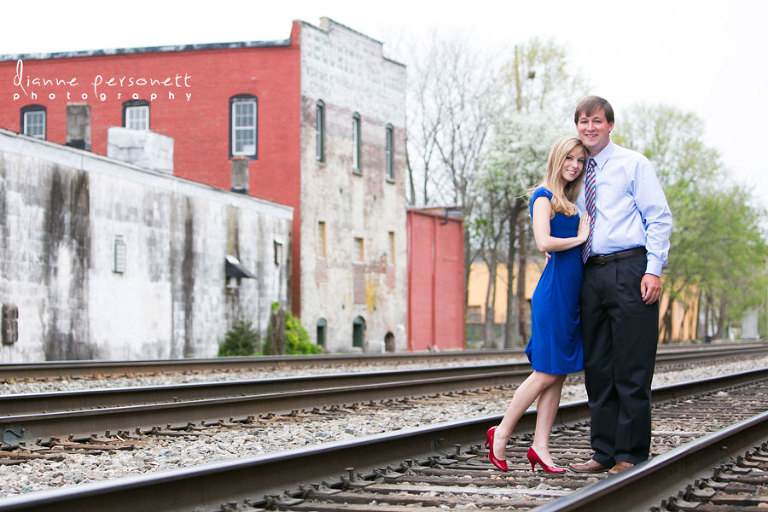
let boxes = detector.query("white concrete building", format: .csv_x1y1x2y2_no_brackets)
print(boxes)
0,128,292,362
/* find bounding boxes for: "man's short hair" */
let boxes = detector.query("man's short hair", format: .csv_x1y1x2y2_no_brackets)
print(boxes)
574,96,614,124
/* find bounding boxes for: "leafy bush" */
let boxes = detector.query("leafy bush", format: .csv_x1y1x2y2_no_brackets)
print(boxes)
217,320,261,357
285,309,322,355
264,302,322,355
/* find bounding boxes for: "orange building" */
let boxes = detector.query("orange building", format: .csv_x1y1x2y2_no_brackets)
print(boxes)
467,262,699,345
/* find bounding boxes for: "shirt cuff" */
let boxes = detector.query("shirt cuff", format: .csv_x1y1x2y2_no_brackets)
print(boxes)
645,259,663,277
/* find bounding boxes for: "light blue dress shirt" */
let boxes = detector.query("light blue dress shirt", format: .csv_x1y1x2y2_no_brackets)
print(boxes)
576,140,673,277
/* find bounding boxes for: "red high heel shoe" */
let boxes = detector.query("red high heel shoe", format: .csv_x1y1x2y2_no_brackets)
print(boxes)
485,427,508,472
527,446,566,474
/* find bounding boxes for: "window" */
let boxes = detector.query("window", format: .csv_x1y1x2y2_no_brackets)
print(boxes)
354,237,364,262
230,95,258,158
113,236,127,274
274,241,283,266
467,305,483,323
385,124,394,181
316,318,327,347
388,231,396,265
352,112,361,173
318,221,327,258
352,316,365,348
21,105,46,139
123,100,149,130
316,100,325,162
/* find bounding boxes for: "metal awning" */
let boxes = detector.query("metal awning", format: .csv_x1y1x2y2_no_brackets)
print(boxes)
225,255,256,279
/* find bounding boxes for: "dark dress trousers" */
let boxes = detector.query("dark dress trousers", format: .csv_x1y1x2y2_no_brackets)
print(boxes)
580,250,659,466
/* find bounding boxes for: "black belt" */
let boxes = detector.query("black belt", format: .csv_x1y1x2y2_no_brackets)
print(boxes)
586,247,646,265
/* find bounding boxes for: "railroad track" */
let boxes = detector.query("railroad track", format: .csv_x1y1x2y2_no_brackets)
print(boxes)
0,367,766,510
0,350,766,510
2,345,766,446
1,342,764,382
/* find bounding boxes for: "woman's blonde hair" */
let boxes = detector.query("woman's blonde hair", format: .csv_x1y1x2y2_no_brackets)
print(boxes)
539,136,587,217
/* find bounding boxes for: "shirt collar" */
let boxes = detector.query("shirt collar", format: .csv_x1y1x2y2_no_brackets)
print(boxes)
591,140,615,170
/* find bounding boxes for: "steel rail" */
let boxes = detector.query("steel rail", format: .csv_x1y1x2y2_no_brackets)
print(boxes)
0,349,523,380
0,367,530,445
0,368,765,511
535,408,768,511
1,344,766,417
0,364,530,416
0,342,764,380
1,347,767,445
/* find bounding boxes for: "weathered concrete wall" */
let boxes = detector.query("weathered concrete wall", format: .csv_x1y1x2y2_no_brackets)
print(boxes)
0,129,292,362
298,18,408,352
107,127,174,175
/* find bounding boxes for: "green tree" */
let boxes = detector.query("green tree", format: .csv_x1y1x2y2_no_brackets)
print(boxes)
477,37,588,347
615,105,768,340
217,320,261,357
402,30,500,322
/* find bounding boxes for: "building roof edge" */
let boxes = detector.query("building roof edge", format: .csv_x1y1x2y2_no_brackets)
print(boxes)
0,38,292,62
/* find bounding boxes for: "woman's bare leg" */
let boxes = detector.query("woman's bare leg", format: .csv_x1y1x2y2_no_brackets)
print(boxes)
530,374,566,466
492,371,559,460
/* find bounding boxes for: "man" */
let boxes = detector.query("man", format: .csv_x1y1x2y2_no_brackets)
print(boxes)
569,96,673,476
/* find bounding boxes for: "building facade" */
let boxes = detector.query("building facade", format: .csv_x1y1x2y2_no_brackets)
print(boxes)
406,209,465,351
0,17,408,354
0,128,292,362
298,20,408,352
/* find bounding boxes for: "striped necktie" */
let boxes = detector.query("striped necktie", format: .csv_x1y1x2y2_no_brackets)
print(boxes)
581,157,596,263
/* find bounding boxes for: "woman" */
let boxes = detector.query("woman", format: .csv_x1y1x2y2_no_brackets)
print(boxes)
486,136,589,473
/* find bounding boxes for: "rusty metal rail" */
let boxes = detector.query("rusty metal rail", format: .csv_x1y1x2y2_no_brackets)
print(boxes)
0,368,766,511
2,346,767,446
0,350,522,380
537,409,768,511
0,342,764,381
0,364,530,416
0,365,528,445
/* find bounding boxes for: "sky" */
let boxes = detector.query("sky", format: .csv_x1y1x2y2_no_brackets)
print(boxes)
3,0,767,211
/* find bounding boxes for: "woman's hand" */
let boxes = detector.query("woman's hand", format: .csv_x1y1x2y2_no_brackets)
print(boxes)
577,214,591,243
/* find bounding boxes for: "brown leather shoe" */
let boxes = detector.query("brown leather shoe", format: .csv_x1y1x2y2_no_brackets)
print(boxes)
608,461,635,475
568,459,609,473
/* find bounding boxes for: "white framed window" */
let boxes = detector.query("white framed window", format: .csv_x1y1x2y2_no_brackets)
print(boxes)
123,100,149,131
21,105,46,139
352,112,361,174
125,105,149,130
231,96,258,158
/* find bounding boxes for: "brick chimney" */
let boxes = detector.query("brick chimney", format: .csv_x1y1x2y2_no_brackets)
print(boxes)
231,156,250,194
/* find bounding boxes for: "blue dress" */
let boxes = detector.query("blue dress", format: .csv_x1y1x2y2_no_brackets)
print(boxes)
525,187,584,375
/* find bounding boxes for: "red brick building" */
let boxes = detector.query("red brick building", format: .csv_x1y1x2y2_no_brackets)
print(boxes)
0,18,411,352
407,208,465,351
2,25,304,312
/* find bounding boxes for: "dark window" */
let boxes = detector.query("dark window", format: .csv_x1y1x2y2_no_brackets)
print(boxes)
384,332,395,352
352,112,361,174
352,316,365,348
316,100,325,162
317,318,327,347
123,99,149,130
385,123,394,181
21,105,46,139
230,95,258,158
